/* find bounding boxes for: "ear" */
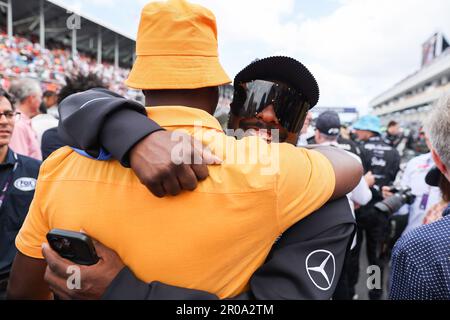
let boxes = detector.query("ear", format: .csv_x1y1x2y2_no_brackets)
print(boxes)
431,148,448,176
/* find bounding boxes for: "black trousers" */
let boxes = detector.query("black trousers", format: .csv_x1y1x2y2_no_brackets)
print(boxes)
347,206,389,300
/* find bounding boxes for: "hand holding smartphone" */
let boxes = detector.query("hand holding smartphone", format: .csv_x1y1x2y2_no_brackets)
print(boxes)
46,229,100,266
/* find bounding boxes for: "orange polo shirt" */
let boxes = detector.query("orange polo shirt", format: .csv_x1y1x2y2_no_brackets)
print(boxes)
16,106,335,298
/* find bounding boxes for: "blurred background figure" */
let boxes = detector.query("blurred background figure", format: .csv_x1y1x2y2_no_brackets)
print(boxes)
8,78,42,160
383,121,403,149
381,132,442,237
32,90,59,147
296,111,313,146
340,124,351,140
40,90,58,118
314,111,373,211
348,115,400,300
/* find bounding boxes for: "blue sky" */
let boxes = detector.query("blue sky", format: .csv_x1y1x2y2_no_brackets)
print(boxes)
54,0,450,114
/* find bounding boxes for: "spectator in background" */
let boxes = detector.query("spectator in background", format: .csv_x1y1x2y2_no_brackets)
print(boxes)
0,88,41,300
41,91,58,118
340,124,351,140
0,33,136,99
314,111,374,211
382,132,442,235
32,91,59,147
297,111,313,146
349,115,401,300
8,78,42,160
390,96,450,300
383,121,403,149
309,116,363,159
40,73,105,160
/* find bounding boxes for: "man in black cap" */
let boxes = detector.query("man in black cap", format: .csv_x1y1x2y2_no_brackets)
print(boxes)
314,111,374,208
308,111,363,158
38,56,358,300
315,111,342,138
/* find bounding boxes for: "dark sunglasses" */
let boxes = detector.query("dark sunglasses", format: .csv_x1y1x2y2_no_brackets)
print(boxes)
231,80,310,134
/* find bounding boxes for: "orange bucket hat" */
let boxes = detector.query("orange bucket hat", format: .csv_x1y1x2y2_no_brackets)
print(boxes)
126,0,231,90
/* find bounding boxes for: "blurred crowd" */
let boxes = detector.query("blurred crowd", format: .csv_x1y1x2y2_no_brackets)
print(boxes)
0,32,138,99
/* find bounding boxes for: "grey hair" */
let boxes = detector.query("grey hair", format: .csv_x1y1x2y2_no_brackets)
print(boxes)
425,95,450,169
9,78,42,103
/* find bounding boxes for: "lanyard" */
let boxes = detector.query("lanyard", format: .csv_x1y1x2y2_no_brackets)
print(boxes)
419,157,433,210
0,152,18,211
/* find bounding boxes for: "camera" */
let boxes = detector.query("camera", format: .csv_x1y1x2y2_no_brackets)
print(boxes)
374,186,416,216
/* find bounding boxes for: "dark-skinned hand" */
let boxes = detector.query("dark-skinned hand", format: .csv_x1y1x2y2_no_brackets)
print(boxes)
129,130,222,197
42,240,125,300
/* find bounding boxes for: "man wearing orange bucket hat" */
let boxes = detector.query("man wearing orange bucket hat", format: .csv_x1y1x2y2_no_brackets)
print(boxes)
8,0,362,300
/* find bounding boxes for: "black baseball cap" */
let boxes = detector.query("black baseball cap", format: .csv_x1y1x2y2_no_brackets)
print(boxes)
316,111,341,136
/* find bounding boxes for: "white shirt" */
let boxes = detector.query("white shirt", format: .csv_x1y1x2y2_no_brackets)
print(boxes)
47,106,59,119
296,133,309,147
31,113,58,147
396,153,442,235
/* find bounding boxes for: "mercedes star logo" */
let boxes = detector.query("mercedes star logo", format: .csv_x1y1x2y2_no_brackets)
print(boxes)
305,249,336,291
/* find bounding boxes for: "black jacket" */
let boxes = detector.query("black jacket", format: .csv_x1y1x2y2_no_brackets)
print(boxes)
41,127,65,160
358,136,401,201
58,89,355,300
57,88,163,167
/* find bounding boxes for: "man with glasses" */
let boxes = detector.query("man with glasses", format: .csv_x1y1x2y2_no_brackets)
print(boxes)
0,89,41,299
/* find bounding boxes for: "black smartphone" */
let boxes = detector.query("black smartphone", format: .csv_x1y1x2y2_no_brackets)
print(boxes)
46,229,99,266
